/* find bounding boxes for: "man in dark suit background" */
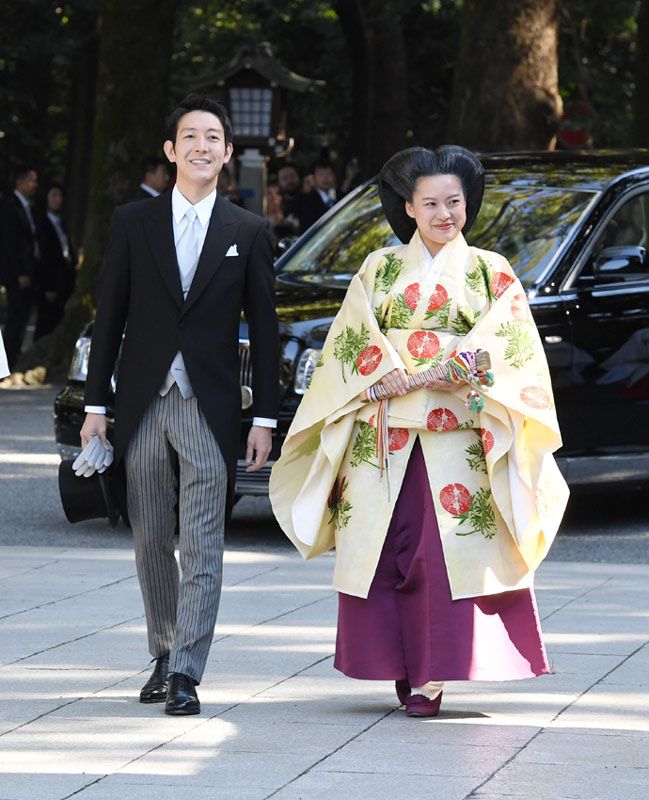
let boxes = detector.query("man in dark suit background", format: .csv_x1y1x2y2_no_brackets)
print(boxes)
130,155,170,202
0,166,40,371
34,183,77,340
80,94,279,715
284,161,337,234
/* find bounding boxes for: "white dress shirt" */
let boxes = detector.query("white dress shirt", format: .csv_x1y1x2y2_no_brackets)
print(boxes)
47,212,70,260
86,185,276,428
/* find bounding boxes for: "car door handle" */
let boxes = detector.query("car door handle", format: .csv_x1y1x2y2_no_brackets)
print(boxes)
544,335,563,344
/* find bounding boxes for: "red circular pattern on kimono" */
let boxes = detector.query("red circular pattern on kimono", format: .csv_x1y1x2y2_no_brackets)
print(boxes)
520,386,551,409
356,345,383,376
480,428,494,454
426,408,459,432
404,282,421,311
439,483,472,516
388,428,409,452
510,293,529,322
407,331,440,360
491,272,514,298
427,284,448,311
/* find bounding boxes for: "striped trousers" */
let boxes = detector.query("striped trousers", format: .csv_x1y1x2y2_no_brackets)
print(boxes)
125,385,227,683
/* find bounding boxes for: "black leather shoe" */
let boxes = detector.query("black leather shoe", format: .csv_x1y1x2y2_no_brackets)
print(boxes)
165,672,200,716
139,655,169,704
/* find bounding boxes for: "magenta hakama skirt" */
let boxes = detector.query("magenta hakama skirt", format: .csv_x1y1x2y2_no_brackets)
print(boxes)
335,440,550,686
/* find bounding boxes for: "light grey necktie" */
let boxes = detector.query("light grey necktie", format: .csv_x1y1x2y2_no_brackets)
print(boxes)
177,206,200,299
159,205,202,399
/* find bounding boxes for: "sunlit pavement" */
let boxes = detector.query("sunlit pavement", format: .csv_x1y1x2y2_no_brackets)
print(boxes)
0,544,648,800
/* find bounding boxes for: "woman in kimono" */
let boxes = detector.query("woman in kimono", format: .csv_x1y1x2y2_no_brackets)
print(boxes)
269,146,568,717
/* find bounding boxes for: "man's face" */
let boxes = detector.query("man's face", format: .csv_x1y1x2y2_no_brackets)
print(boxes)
47,187,64,213
278,166,300,194
16,170,38,199
314,166,335,192
163,110,233,189
148,164,170,193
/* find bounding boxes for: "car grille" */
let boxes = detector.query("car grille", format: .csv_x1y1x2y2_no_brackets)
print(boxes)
235,459,273,495
239,339,253,387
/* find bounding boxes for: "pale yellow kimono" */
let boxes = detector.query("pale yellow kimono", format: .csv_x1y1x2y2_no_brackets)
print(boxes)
269,230,569,600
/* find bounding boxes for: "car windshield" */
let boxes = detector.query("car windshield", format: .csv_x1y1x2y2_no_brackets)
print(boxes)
277,179,598,290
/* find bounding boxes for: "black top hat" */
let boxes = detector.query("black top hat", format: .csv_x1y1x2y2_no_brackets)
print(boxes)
378,145,485,244
58,460,120,529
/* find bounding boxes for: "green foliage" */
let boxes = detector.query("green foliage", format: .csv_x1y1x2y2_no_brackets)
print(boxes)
350,421,377,468
559,0,641,146
333,321,369,382
375,252,404,293
389,293,415,328
456,487,496,539
465,435,487,473
495,320,535,369
451,305,479,335
466,255,493,298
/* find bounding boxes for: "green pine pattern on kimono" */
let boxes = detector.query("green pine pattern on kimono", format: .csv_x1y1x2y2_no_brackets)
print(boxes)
465,430,488,474
424,283,452,327
439,483,497,539
327,475,352,529
333,322,383,382
495,320,535,369
375,252,405,293
389,281,420,328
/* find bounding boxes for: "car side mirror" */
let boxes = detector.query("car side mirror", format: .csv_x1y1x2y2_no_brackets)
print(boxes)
592,245,646,282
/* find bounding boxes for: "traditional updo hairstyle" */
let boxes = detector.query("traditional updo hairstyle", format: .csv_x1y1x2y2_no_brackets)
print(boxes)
378,145,485,243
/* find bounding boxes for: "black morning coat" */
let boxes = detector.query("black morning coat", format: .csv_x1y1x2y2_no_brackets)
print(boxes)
84,191,280,513
0,194,39,287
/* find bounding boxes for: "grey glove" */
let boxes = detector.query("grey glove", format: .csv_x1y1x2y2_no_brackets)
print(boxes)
72,436,114,478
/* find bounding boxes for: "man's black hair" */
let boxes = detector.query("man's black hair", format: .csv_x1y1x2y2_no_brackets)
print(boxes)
277,162,301,176
313,161,334,173
13,165,37,184
165,94,233,146
139,155,167,177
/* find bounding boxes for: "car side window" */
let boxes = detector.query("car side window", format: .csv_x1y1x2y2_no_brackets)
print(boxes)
582,192,649,284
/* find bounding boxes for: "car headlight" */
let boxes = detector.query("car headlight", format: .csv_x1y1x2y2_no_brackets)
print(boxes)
68,336,91,382
293,348,322,394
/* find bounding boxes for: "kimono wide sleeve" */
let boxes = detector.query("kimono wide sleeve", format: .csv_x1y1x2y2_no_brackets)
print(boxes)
458,251,569,573
269,252,405,558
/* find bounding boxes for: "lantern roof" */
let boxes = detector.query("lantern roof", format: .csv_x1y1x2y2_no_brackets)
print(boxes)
191,42,325,94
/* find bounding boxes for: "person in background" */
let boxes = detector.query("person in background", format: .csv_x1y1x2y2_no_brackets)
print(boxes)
34,183,77,340
0,328,8,379
284,162,337,234
131,156,170,202
0,165,40,371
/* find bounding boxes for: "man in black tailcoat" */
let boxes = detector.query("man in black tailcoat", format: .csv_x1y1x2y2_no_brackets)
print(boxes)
80,94,279,715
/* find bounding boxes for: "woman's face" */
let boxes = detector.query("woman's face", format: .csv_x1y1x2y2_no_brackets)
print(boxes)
405,174,466,255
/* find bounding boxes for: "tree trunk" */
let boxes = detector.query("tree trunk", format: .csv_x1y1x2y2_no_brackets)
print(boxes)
634,0,649,147
448,0,562,151
21,0,178,377
334,0,410,176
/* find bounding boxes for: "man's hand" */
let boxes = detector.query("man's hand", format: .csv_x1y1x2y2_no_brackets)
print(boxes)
18,275,31,289
245,425,272,472
80,413,108,449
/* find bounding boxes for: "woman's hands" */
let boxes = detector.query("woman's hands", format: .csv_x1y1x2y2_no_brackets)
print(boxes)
377,368,410,397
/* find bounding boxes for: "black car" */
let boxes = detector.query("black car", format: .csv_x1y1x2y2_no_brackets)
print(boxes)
55,151,649,497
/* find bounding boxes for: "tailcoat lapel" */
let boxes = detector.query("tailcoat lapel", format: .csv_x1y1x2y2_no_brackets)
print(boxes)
182,195,239,316
143,193,184,308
